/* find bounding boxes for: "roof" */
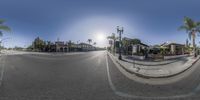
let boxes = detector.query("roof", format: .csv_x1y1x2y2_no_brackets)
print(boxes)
139,42,149,47
161,42,184,46
123,37,149,47
132,42,149,47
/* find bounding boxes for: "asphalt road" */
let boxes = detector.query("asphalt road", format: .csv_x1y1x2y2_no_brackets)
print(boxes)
0,51,200,100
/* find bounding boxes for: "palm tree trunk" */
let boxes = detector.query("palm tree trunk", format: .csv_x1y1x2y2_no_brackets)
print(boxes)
192,33,197,57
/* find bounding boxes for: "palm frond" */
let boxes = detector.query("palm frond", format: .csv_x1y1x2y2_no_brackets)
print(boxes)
0,25,11,32
0,19,6,24
184,16,196,30
178,25,189,32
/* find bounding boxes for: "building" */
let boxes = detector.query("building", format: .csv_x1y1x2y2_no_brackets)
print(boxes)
121,37,148,55
161,42,185,55
132,42,149,54
55,41,68,52
47,42,95,52
79,43,95,51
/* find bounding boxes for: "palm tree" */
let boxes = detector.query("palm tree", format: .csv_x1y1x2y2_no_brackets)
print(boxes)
107,33,118,54
93,42,96,46
179,16,200,57
88,39,92,44
0,19,11,36
0,19,11,53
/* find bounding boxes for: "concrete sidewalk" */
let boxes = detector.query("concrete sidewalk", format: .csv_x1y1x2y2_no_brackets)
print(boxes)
108,52,200,78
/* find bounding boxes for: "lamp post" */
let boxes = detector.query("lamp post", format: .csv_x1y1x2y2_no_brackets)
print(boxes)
117,26,124,60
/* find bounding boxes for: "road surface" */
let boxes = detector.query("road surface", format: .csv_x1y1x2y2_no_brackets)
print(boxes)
0,51,200,100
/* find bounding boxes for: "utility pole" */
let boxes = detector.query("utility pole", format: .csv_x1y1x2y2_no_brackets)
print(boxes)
117,26,124,60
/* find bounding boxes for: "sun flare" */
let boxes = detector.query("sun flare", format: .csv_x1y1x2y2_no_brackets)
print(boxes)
96,32,106,42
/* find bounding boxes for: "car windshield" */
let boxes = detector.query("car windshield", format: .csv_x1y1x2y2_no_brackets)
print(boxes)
0,0,200,100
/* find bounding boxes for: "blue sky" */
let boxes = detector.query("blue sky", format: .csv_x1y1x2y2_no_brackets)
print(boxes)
0,0,200,47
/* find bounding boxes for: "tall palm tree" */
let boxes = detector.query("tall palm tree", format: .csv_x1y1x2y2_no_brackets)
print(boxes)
88,39,92,44
0,19,11,36
107,33,118,54
179,16,200,57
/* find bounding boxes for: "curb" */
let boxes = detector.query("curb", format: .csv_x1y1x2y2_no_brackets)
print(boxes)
107,51,200,78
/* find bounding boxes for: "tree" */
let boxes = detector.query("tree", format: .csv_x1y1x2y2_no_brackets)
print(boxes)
0,19,11,53
179,16,200,57
107,33,118,54
0,19,11,36
122,38,141,55
27,45,33,51
130,38,141,44
88,39,92,44
122,38,129,55
33,37,46,51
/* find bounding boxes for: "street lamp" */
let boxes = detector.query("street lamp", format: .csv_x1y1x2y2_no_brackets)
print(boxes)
117,26,124,60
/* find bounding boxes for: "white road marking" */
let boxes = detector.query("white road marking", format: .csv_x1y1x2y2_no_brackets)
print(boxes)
105,52,196,99
0,55,6,86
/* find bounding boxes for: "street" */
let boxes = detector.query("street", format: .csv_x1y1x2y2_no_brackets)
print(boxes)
0,51,200,100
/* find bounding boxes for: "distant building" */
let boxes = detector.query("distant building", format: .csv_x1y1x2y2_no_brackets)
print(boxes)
47,41,95,52
55,41,68,52
78,43,95,51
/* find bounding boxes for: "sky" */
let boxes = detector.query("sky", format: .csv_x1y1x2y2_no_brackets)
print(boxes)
0,0,200,48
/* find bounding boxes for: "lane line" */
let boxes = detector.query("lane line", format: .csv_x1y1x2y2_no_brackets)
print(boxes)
105,52,196,99
0,55,6,86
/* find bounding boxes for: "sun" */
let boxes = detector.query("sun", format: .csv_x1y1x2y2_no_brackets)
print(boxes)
96,32,106,42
